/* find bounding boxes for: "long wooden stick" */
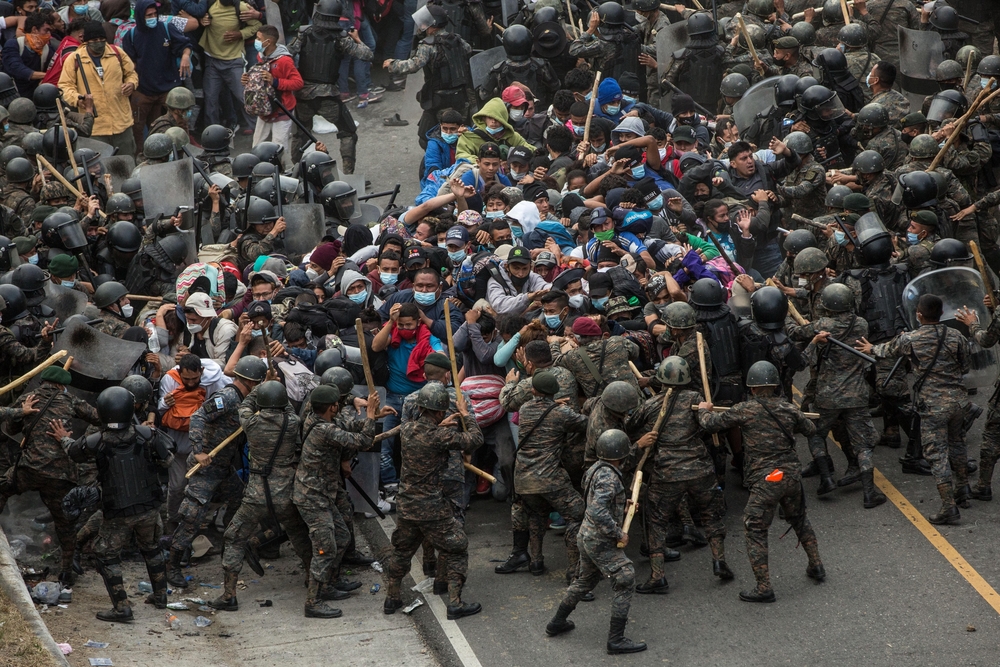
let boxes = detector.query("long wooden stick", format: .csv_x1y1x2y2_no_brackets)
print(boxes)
0,350,68,398
185,427,244,478
970,240,996,309
582,71,602,145
618,387,674,547
785,299,809,327
56,99,79,176
37,155,83,199
442,301,467,416
619,466,642,548
929,80,1000,171
696,331,721,448
839,0,850,25
693,404,820,418
963,51,974,91
565,0,579,38
464,461,496,484
735,14,762,71
354,318,376,395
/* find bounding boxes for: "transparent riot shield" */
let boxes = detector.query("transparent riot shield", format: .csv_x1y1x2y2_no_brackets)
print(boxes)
655,21,690,112
280,203,326,262
733,76,779,133
140,158,195,223
470,46,506,90
902,266,998,387
898,26,945,113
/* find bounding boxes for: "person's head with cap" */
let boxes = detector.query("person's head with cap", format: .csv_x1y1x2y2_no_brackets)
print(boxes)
445,226,469,264
634,177,664,213
250,270,279,302
597,78,623,118
310,384,343,420
605,295,635,321
502,85,530,124
772,34,800,65
477,142,503,181
506,145,533,182
551,267,586,309
908,209,938,243
505,246,533,280
521,182,548,214
183,292,217,335
48,253,78,286
533,250,558,281
589,205,614,243
588,272,613,311
422,351,453,383
457,209,483,230
671,125,697,153
900,111,928,140
531,370,561,397
613,145,646,181
82,21,106,55
308,241,340,275
405,246,428,271
671,93,698,125
41,365,72,387
571,314,604,342
13,236,37,264
618,72,641,105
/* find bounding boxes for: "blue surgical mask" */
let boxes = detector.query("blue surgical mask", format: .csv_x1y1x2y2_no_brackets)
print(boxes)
251,328,263,337
622,95,636,105
380,271,398,285
413,290,437,306
441,132,458,144
834,230,848,246
74,4,88,13
648,194,663,211
544,313,563,329
61,280,75,288
438,242,448,249
630,165,645,180
27,254,38,265
348,290,368,304
2,124,7,133
145,17,158,28
486,125,504,136
509,168,526,181
510,225,523,238
592,296,608,311
448,249,466,262
907,232,920,245
604,104,620,116
571,123,585,137
485,211,504,219
254,39,264,52
185,109,194,119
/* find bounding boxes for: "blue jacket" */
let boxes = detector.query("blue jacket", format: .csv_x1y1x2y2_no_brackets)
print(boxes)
171,0,210,18
522,221,577,252
2,35,56,95
122,0,192,95
423,124,468,187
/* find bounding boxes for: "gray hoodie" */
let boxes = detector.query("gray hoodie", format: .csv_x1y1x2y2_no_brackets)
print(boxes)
340,268,382,310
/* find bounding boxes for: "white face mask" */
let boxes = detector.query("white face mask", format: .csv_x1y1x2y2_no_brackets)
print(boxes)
187,322,203,334
120,304,134,318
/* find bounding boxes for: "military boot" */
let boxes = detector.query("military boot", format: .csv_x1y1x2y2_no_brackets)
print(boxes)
383,581,403,614
740,559,775,602
320,584,352,601
606,615,647,654
927,482,960,525
494,530,530,574
899,426,932,474
801,458,820,477
878,423,901,448
815,454,837,495
953,455,972,508
95,559,134,623
209,571,240,611
166,547,187,588
305,579,343,618
837,442,861,487
861,470,887,508
244,535,265,576
971,457,995,500
545,602,576,636
529,557,546,576
142,548,169,609
635,554,669,594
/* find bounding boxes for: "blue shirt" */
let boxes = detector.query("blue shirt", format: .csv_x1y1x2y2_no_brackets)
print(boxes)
586,232,647,263
460,169,511,212
386,335,445,395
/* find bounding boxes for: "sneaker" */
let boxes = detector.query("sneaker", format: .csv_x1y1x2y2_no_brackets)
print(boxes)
370,85,386,95
340,92,357,103
364,498,392,519
475,477,491,495
386,80,405,92
548,512,567,531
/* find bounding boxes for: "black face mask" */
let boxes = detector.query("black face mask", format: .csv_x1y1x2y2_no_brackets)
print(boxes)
87,42,105,58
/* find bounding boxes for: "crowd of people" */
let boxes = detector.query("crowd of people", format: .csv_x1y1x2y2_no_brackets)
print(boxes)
0,0,998,657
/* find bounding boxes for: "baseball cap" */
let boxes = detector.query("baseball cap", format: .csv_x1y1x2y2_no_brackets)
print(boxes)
535,251,557,267
184,292,217,318
247,300,272,320
507,247,532,264
589,206,611,227
405,246,428,267
501,85,528,107
478,142,502,159
672,125,697,144
615,145,643,167
445,225,469,248
507,146,532,165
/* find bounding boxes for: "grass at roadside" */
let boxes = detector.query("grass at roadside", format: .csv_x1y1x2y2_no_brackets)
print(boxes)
0,586,57,667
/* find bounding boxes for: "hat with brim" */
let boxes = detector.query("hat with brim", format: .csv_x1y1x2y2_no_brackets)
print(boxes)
532,21,568,59
191,535,213,559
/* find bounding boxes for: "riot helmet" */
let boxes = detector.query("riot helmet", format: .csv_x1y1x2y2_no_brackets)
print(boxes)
689,277,725,307
0,73,17,108
93,280,128,309
687,12,716,37
314,347,345,376
596,429,630,460
503,24,532,61
750,286,788,331
746,360,780,386
656,355,692,387
601,381,640,415
789,20,816,46
41,211,87,251
0,235,13,272
120,375,154,407
232,153,261,179
929,5,959,32
302,151,337,191
898,171,938,208
798,84,845,122
233,356,268,383
107,221,143,253
783,228,817,255
257,380,289,408
855,212,893,266
201,124,233,152
97,387,135,429
0,284,26,323
319,180,360,221
10,263,47,306
321,366,355,396
774,74,801,108
106,193,136,218
32,83,59,112
251,141,284,167
4,156,33,184
245,196,277,226
926,89,968,124
929,238,972,268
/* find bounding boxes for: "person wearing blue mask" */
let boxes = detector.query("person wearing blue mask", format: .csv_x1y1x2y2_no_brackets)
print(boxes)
459,142,511,212
897,210,940,273
444,225,470,267
593,77,625,123
13,235,38,266
47,252,84,292
486,246,552,314
538,290,570,335
377,267,453,343
506,145,533,184
455,97,532,161
340,269,381,310
422,108,470,187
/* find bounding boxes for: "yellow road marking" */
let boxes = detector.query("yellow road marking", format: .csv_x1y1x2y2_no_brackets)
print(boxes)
791,386,1000,614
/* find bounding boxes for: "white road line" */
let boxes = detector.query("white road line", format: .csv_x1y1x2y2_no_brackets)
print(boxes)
377,515,484,667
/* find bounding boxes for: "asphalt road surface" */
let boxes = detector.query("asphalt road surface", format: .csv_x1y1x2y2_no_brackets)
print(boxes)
350,79,1000,667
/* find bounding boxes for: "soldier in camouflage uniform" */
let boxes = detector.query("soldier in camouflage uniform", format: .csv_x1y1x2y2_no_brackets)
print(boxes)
295,384,379,618
1,157,36,224
584,381,642,465
0,293,55,388
555,318,640,399
657,302,710,389
382,384,483,619
634,358,730,595
860,294,971,524
568,5,641,81
545,429,647,655
166,358,266,588
894,210,940,278
958,304,1000,500
633,0,671,107
209,382,314,612
763,36,816,79
776,131,828,222
864,0,919,64
235,207,283,272
839,22,879,89
722,25,775,83
58,386,174,622
515,372,588,581
869,64,912,125
854,104,907,170
0,365,100,586
92,281,133,339
698,361,824,602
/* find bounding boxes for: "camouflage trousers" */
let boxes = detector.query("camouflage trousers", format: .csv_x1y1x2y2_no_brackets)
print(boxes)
522,483,585,578
744,476,821,593
296,501,351,585
510,496,529,532
220,496,313,576
172,468,244,551
94,507,164,611
292,96,357,170
384,516,469,606
646,472,726,561
809,407,878,472
919,404,967,488
562,533,634,618
421,480,465,579
976,406,1000,489
0,468,78,572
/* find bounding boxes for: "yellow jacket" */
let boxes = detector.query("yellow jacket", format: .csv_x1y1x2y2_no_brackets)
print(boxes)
57,45,139,137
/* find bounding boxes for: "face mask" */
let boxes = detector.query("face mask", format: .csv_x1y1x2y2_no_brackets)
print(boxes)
413,290,437,306
61,280,75,288
2,124,7,133
907,232,920,245
27,254,38,265
441,132,458,144
485,210,504,219
186,322,203,334
449,249,466,262
255,39,266,52
648,194,663,211
251,328,263,337
658,147,667,161
604,104,620,116
349,290,368,304
305,268,320,281
510,225,523,238
585,92,593,102
571,123,585,137
594,229,614,242
509,109,525,122
486,125,504,136
865,72,872,87
630,165,645,180
74,4,88,13
623,95,636,105
544,313,563,328
592,296,608,311
380,271,398,285
834,230,851,246
510,168,525,181
568,294,586,309
121,304,134,318
145,17,158,28
592,143,606,153
397,327,417,340
438,242,448,249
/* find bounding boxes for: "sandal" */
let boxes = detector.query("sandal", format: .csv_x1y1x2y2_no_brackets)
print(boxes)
382,113,409,127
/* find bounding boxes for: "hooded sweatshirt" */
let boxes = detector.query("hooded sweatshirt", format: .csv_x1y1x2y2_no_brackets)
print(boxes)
256,43,303,121
339,268,382,310
455,97,531,161
122,0,193,96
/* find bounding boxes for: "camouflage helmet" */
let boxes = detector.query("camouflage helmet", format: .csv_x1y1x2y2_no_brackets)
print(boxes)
39,181,69,203
601,380,640,415
233,356,268,382
321,366,355,397
793,246,828,274
956,44,982,70
8,97,35,124
825,184,852,208
415,383,450,411
106,192,135,216
164,126,189,148
143,133,174,160
746,0,774,18
165,86,196,110
738,24,766,49
783,228,817,255
820,282,853,312
783,131,813,155
120,374,153,406
852,149,884,174
656,355,692,387
595,429,630,460
856,103,888,128
663,301,696,329
838,22,867,48
788,20,815,46
720,72,750,98
979,55,1000,78
256,380,289,408
908,134,939,159
746,360,780,387
935,59,963,82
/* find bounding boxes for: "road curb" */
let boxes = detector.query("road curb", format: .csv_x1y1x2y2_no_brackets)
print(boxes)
0,526,71,667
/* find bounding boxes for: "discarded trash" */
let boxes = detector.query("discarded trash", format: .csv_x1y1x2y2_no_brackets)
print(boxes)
182,597,208,605
258,600,272,607
194,616,213,628
165,613,181,631
137,582,153,593
30,519,48,531
402,599,424,614
166,602,189,611
57,642,72,655
411,578,434,594
370,583,380,594
199,583,221,589
31,581,62,605
89,660,113,666
83,641,109,649
198,605,213,612
58,588,72,603
371,561,383,573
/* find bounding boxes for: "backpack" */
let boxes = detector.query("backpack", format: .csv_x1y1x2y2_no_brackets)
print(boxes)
243,64,273,117
276,356,319,402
